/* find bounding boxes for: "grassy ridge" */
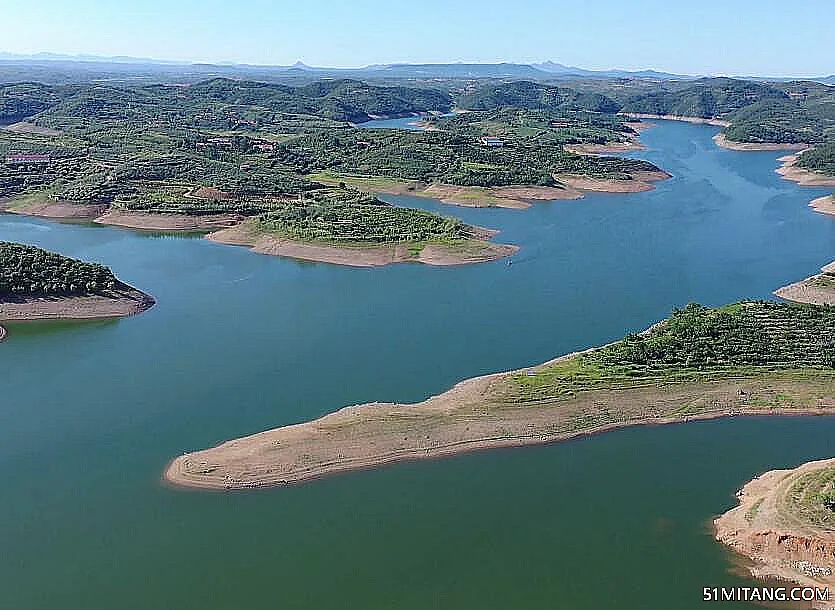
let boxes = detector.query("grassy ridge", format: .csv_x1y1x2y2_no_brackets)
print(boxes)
509,302,835,402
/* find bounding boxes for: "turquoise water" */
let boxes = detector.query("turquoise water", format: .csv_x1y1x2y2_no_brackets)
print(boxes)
1,121,834,609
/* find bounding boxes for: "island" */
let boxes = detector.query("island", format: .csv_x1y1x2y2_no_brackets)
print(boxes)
0,77,674,267
715,458,835,606
165,301,835,489
0,242,154,340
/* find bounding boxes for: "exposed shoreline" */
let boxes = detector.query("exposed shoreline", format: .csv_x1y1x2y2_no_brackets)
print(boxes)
207,221,518,267
775,261,835,305
775,153,835,189
713,133,809,152
164,339,835,490
620,112,731,127
714,458,835,607
314,171,671,210
0,281,155,340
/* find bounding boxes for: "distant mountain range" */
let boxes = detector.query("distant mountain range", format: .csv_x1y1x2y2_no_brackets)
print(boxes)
0,52,831,84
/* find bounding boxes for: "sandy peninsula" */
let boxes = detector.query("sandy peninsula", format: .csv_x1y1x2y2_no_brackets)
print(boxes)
620,112,731,127
776,154,835,188
165,348,835,490
713,133,809,152
207,221,518,267
0,281,155,340
810,196,835,217
94,209,241,232
775,263,835,305
312,170,672,210
715,458,835,606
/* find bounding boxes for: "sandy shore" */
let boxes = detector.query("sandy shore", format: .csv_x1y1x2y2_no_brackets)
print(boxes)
620,112,731,127
715,458,835,606
207,221,518,267
165,348,835,490
810,196,835,216
775,263,835,305
0,282,155,340
556,170,670,193
95,209,241,232
776,154,835,188
2,197,109,220
713,133,809,152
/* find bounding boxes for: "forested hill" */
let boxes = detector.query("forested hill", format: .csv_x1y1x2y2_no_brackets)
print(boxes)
620,78,787,118
0,78,453,125
457,81,620,113
0,242,118,296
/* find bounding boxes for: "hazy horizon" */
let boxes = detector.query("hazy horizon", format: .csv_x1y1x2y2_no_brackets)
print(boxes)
2,0,833,78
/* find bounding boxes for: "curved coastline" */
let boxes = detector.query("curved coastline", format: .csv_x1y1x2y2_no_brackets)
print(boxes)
0,281,156,336
715,458,835,606
775,260,835,305
165,326,835,490
207,220,518,267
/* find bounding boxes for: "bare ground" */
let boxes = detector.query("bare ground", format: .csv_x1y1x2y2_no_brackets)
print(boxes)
713,134,809,152
620,113,731,127
776,154,835,188
0,283,155,325
207,221,517,267
165,364,835,490
95,210,241,231
715,458,835,606
810,196,835,217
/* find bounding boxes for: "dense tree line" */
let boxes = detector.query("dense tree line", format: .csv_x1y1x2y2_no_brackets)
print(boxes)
513,302,835,401
257,196,471,243
0,242,117,295
797,143,835,175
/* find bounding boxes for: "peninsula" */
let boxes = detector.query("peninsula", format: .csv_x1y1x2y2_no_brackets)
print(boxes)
166,301,835,489
0,242,154,339
715,458,835,606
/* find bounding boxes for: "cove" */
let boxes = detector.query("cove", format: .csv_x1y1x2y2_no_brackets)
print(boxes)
0,120,834,609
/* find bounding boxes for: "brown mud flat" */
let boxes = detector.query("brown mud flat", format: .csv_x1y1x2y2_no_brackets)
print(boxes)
713,134,809,152
165,363,835,490
715,458,835,608
207,222,517,267
0,283,155,340
95,209,241,232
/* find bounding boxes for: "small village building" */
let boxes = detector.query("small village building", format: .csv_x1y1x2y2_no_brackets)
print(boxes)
480,136,504,147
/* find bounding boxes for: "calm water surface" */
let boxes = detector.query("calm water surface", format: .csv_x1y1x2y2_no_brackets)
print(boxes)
1,121,834,609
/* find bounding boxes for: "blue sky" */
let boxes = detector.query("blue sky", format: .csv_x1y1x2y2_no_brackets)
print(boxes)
2,0,833,76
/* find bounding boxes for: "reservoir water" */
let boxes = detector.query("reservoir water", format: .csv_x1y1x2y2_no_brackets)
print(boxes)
2,121,834,609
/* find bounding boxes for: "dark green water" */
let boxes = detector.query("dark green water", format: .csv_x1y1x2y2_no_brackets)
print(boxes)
2,121,835,609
